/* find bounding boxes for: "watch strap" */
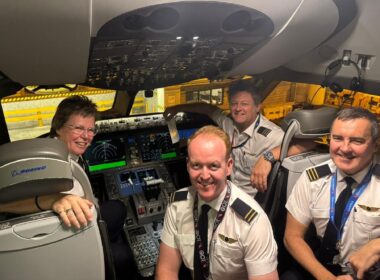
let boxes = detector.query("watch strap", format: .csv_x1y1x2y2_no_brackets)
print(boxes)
263,151,276,164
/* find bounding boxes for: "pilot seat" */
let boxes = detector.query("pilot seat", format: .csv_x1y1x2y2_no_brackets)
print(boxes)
255,106,338,275
0,138,107,280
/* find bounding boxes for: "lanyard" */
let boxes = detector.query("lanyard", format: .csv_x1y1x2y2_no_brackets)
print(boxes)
231,114,260,150
193,183,231,279
329,167,373,242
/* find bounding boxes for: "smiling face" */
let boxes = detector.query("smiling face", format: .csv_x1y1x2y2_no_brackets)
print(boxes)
230,91,261,132
330,118,377,175
56,113,96,156
187,133,233,202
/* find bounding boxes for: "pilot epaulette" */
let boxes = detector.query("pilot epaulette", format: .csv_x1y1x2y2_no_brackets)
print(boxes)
257,126,271,137
372,164,380,177
169,191,188,203
306,164,331,182
231,198,257,224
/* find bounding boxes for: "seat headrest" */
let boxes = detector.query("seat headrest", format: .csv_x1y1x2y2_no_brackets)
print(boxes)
281,106,338,138
0,138,73,203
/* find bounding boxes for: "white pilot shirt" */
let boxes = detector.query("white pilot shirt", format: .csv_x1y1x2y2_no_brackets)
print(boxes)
286,159,380,268
160,181,278,279
211,109,284,196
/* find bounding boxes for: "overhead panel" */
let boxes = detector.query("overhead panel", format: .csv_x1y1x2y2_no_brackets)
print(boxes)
86,2,274,90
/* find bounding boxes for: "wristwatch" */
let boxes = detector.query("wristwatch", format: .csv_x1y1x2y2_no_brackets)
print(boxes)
263,151,276,164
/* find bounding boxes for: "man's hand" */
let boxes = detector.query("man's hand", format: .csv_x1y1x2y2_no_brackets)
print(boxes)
52,195,94,229
349,239,380,279
251,155,272,192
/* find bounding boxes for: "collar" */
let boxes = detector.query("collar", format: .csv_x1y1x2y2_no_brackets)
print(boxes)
198,184,228,212
336,161,373,187
233,114,261,138
69,153,80,162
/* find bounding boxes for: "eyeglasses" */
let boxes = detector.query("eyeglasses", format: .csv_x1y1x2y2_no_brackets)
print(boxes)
64,124,98,136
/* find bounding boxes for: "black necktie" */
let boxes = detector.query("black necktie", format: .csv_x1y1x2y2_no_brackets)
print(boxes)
194,204,211,280
334,177,355,228
318,176,355,266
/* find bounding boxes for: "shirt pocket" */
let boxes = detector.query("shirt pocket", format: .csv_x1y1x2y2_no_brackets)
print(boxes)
352,207,380,249
210,241,244,277
175,234,195,269
241,152,257,172
310,208,330,237
213,242,243,260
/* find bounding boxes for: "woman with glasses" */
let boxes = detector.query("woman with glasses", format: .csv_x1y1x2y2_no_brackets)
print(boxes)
47,95,99,228
49,95,127,231
50,95,131,278
50,95,98,160
0,95,96,228
0,94,126,231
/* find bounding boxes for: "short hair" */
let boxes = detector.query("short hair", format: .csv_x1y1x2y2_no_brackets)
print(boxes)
333,107,379,141
50,95,98,137
188,125,231,161
228,79,262,105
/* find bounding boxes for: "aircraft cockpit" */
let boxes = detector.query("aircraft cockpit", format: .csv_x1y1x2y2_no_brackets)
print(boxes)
1,0,380,279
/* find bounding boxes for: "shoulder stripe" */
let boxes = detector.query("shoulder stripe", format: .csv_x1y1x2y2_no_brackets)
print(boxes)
231,198,257,224
257,126,272,137
306,164,331,181
169,191,188,203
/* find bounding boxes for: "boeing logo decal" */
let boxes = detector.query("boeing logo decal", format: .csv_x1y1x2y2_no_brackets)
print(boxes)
11,165,47,177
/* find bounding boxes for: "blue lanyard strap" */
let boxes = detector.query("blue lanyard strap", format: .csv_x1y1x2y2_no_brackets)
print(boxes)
254,114,261,129
329,166,373,241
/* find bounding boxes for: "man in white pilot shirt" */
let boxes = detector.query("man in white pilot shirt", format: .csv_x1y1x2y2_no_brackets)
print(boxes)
284,107,380,280
156,125,278,280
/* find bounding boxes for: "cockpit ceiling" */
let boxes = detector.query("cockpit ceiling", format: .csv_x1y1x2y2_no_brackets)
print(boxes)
87,3,274,90
3,0,377,92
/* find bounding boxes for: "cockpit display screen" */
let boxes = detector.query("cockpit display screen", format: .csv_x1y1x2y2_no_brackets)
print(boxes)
85,137,127,172
117,167,159,197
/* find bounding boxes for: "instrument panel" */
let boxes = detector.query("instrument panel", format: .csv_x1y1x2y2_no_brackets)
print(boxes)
101,162,175,277
85,114,198,173
85,113,206,278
